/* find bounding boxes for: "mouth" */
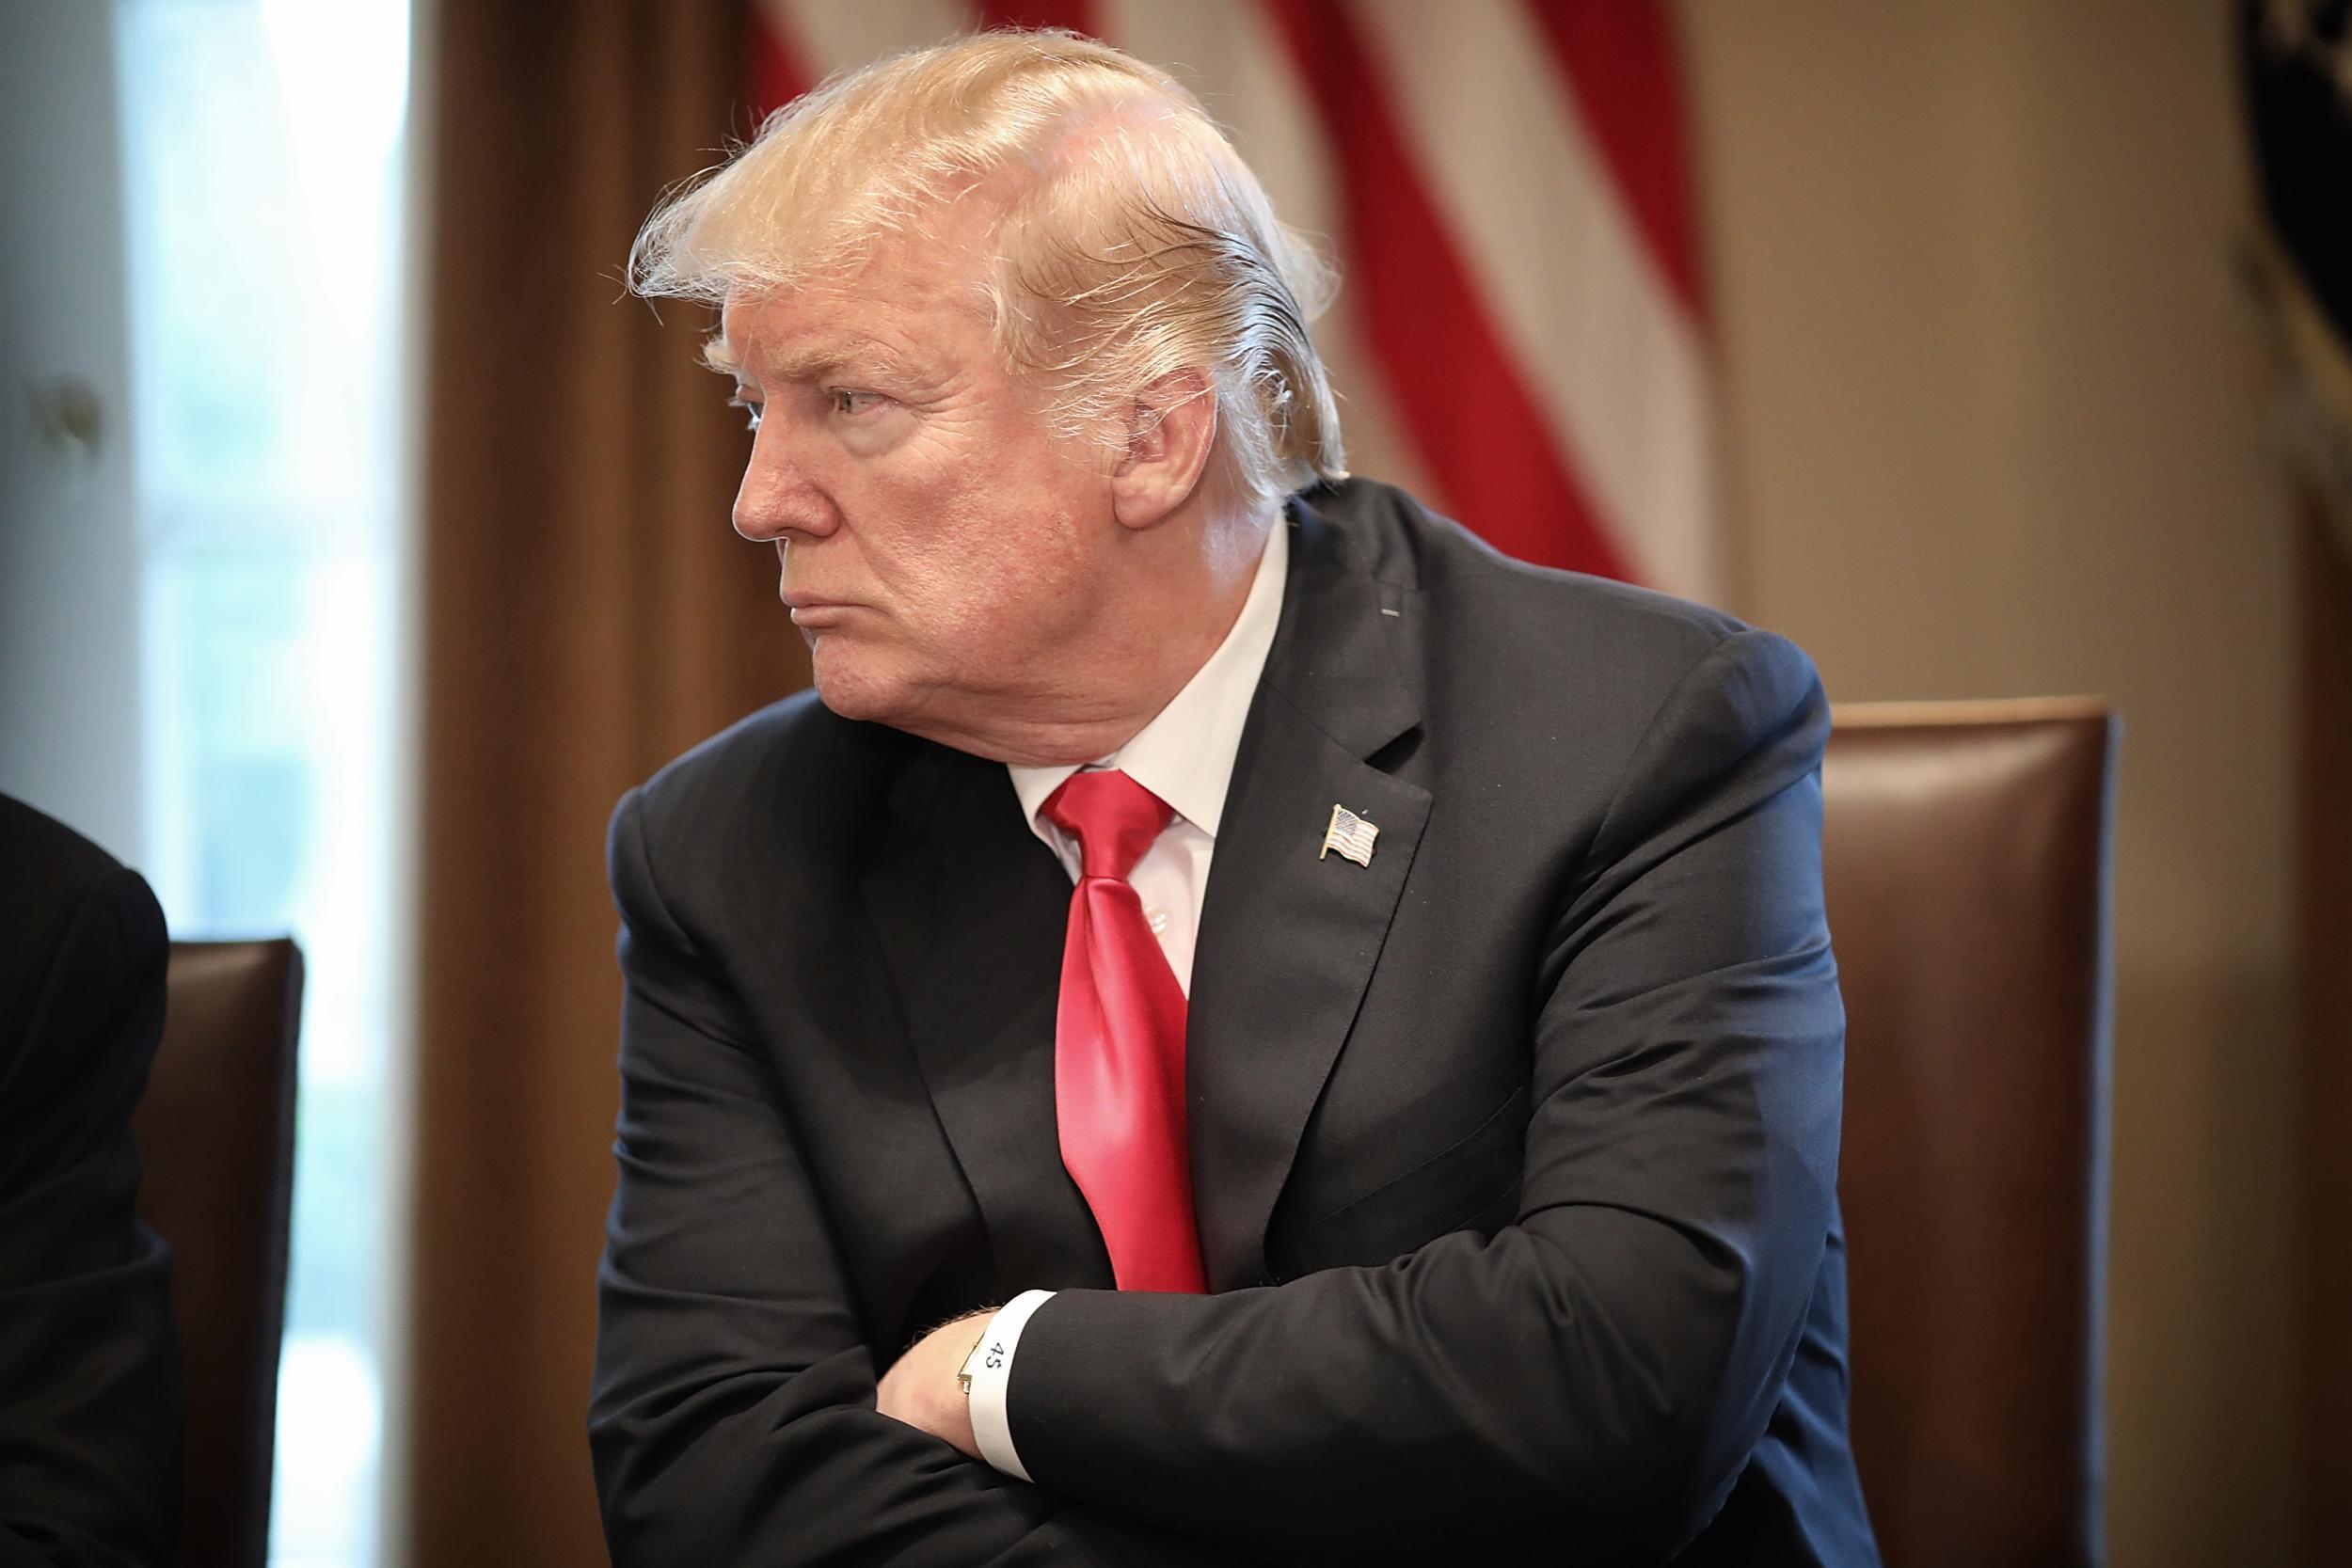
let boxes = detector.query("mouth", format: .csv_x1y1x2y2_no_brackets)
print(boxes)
783,591,861,628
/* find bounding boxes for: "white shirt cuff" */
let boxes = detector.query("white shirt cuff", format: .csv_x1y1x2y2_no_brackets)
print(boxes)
967,1289,1055,1482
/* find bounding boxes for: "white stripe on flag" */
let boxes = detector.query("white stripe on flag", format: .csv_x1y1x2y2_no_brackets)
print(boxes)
1353,0,1720,601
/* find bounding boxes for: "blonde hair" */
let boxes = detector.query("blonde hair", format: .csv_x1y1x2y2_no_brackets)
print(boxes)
629,29,1345,509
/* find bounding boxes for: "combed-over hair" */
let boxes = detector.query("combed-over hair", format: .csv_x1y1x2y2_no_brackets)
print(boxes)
629,29,1345,509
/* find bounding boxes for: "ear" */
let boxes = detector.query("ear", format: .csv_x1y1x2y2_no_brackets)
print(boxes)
1109,369,1216,531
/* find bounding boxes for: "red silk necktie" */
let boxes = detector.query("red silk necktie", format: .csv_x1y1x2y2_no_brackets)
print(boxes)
1041,770,1207,1293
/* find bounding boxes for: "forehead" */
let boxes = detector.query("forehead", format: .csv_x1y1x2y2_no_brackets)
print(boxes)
711,209,1001,381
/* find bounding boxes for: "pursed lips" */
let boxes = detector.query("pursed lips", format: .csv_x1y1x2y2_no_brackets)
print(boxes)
782,590,865,626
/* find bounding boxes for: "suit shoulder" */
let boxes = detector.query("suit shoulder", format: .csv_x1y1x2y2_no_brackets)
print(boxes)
629,689,883,809
0,794,128,915
0,798,166,981
1306,476,1815,693
612,689,926,884
0,796,167,1092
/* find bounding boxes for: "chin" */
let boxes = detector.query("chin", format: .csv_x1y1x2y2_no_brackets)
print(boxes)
807,644,915,727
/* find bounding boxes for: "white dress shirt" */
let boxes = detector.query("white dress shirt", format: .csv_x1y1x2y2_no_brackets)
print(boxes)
963,519,1289,1482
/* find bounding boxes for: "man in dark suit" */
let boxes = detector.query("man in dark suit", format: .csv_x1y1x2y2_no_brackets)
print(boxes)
592,29,1877,1566
0,794,183,1566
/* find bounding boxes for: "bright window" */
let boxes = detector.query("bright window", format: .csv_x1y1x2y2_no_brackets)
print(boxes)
116,1,413,1562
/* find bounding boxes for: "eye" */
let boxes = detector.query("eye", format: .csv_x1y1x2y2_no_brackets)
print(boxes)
829,388,888,417
726,395,762,432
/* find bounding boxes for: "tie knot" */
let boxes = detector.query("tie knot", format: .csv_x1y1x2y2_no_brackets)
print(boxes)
1041,769,1172,881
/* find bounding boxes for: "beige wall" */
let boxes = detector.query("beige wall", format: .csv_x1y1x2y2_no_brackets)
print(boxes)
1679,1,2298,1560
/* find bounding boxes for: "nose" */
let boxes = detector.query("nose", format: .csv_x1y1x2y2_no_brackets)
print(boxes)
732,419,837,545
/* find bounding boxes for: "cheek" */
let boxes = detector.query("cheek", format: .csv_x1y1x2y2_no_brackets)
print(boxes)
907,495,1086,649
877,431,1098,637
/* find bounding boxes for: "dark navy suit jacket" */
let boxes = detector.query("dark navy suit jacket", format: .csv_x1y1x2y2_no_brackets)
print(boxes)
0,796,182,1567
591,479,1881,1566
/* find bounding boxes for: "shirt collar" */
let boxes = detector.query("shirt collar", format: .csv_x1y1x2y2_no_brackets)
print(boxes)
1009,517,1289,842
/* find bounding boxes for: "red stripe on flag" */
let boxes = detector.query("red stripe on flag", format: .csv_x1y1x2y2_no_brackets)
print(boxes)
1263,0,1630,580
746,5,815,122
1521,0,1708,325
974,0,1099,35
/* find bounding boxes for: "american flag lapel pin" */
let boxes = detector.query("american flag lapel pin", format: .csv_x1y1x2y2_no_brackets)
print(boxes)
1320,803,1379,867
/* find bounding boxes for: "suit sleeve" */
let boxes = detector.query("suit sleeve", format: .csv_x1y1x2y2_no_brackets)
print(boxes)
1000,629,1848,1566
0,867,183,1568
589,791,1250,1568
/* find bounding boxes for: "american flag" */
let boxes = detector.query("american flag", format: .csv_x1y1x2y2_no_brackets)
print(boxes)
1321,803,1379,867
747,0,1718,600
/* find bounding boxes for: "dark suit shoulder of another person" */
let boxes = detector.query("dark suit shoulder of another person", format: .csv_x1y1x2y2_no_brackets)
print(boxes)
0,794,183,1568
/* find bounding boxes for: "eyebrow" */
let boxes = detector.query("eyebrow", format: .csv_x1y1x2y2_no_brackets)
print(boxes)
700,333,924,387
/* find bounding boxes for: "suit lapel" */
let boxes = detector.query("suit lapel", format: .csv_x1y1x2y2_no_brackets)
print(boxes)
1187,501,1433,1291
861,748,1115,1291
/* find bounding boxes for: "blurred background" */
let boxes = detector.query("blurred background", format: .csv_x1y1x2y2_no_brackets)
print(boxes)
1,0,2344,1564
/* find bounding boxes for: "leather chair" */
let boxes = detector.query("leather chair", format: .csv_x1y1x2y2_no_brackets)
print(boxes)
133,940,303,1568
1824,700,2118,1567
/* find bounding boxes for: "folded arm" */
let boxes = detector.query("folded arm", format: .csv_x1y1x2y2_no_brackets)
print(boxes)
591,792,1249,1568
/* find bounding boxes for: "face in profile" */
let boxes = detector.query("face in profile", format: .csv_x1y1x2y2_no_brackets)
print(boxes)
716,212,1122,739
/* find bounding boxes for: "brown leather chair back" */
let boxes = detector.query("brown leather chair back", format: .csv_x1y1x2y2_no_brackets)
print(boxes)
1825,701,2117,1568
133,940,303,1568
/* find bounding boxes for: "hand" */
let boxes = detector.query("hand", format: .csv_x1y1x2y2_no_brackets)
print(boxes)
875,1309,992,1458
